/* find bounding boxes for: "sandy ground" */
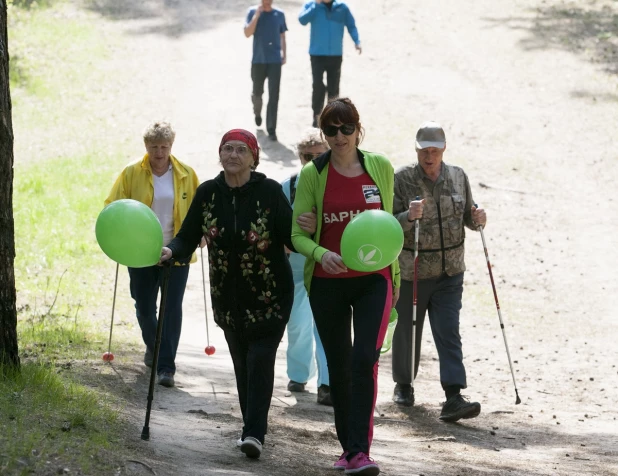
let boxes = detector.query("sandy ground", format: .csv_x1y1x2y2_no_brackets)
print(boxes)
42,0,618,474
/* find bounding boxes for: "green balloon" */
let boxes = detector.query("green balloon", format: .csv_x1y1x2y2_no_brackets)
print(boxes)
389,307,398,324
95,199,163,268
380,308,398,355
340,210,404,272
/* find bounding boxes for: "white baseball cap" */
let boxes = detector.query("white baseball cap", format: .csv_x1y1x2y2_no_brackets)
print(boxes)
415,121,446,149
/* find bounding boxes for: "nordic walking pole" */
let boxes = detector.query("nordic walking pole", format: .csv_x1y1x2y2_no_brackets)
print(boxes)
141,260,173,440
475,204,521,405
411,196,420,390
200,247,215,355
103,263,119,362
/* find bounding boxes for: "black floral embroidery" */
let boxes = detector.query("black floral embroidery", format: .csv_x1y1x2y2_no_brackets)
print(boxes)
202,193,286,330
239,201,282,324
213,308,234,329
202,195,228,299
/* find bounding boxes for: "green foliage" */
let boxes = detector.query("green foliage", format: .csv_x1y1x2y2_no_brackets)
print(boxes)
8,0,60,8
18,303,105,362
14,154,123,318
0,361,121,474
8,1,106,99
4,1,143,474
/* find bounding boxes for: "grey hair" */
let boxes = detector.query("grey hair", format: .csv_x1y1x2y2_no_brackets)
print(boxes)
296,127,328,151
143,121,176,143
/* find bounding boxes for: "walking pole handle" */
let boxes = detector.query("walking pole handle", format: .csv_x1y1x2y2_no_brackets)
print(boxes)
474,203,483,230
410,195,421,387
413,196,421,236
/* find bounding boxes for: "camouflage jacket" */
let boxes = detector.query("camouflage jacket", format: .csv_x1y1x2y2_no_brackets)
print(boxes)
394,163,477,281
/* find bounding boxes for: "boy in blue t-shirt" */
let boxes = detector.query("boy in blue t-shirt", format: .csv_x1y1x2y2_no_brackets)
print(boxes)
244,0,288,142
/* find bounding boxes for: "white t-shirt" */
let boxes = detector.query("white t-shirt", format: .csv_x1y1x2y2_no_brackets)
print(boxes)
151,166,175,245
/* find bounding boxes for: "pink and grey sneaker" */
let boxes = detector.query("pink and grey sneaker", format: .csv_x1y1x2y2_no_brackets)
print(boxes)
344,452,379,475
333,451,349,470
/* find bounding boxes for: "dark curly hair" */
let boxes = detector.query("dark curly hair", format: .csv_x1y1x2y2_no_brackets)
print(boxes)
318,97,365,146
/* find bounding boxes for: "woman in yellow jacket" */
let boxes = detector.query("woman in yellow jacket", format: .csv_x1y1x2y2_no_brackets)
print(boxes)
105,121,199,388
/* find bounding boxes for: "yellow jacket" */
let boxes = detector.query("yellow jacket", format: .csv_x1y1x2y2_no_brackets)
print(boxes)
105,154,200,264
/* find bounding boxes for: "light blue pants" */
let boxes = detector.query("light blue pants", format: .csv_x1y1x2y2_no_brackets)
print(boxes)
286,254,329,386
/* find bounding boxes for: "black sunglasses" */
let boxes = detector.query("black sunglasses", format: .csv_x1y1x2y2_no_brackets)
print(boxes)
322,123,356,137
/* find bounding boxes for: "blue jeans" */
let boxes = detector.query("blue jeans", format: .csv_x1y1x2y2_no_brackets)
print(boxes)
128,264,190,374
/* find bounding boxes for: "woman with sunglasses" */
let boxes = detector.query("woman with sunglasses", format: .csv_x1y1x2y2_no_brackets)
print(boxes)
160,129,315,460
291,98,400,476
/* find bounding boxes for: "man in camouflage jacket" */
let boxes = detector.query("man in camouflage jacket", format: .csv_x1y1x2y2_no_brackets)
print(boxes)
391,121,487,423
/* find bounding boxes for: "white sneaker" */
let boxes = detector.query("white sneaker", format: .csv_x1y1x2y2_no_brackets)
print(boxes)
240,436,262,459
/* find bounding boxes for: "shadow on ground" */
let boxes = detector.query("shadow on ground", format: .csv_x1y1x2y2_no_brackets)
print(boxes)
64,344,618,476
257,130,298,168
85,0,303,37
483,1,618,78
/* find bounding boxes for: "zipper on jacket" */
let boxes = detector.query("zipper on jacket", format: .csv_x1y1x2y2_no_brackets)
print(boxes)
437,203,446,274
232,195,238,234
231,193,241,326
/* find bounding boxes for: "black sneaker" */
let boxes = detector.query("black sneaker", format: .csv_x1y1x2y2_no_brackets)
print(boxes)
240,436,262,459
157,372,175,388
317,384,333,406
255,115,262,127
312,116,318,128
144,348,154,368
268,133,277,141
287,380,306,392
392,383,414,406
439,394,481,422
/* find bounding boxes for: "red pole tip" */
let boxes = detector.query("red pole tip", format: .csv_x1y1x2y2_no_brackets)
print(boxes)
102,352,114,362
204,346,216,356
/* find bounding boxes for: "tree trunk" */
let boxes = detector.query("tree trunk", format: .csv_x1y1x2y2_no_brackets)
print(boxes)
0,0,20,371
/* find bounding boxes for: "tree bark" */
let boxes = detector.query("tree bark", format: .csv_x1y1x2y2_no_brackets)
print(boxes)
0,0,20,371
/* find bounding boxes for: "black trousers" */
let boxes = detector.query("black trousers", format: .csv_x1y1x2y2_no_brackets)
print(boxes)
309,274,391,456
391,273,467,391
251,63,282,135
310,55,343,118
225,323,286,444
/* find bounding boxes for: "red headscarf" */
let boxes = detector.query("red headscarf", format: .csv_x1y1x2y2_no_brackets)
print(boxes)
219,129,260,168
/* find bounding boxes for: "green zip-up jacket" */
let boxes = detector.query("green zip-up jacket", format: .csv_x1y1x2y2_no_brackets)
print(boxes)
291,149,401,294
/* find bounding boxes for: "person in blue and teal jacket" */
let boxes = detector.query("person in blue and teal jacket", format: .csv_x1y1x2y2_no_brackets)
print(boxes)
298,0,361,128
281,128,332,406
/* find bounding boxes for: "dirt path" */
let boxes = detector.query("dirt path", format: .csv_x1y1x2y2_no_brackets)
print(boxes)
82,0,618,474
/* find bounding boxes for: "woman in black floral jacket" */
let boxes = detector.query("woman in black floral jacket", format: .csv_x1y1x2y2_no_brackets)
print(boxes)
161,129,314,460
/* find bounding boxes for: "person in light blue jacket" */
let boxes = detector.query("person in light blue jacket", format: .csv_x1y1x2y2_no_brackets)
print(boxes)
281,128,332,406
298,0,361,128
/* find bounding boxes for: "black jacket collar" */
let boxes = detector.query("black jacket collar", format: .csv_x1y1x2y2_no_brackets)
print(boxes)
215,171,266,195
313,149,368,174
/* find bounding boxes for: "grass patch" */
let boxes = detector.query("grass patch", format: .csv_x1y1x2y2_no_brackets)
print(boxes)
0,359,122,475
14,153,130,322
8,0,130,169
8,0,108,101
6,3,146,473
